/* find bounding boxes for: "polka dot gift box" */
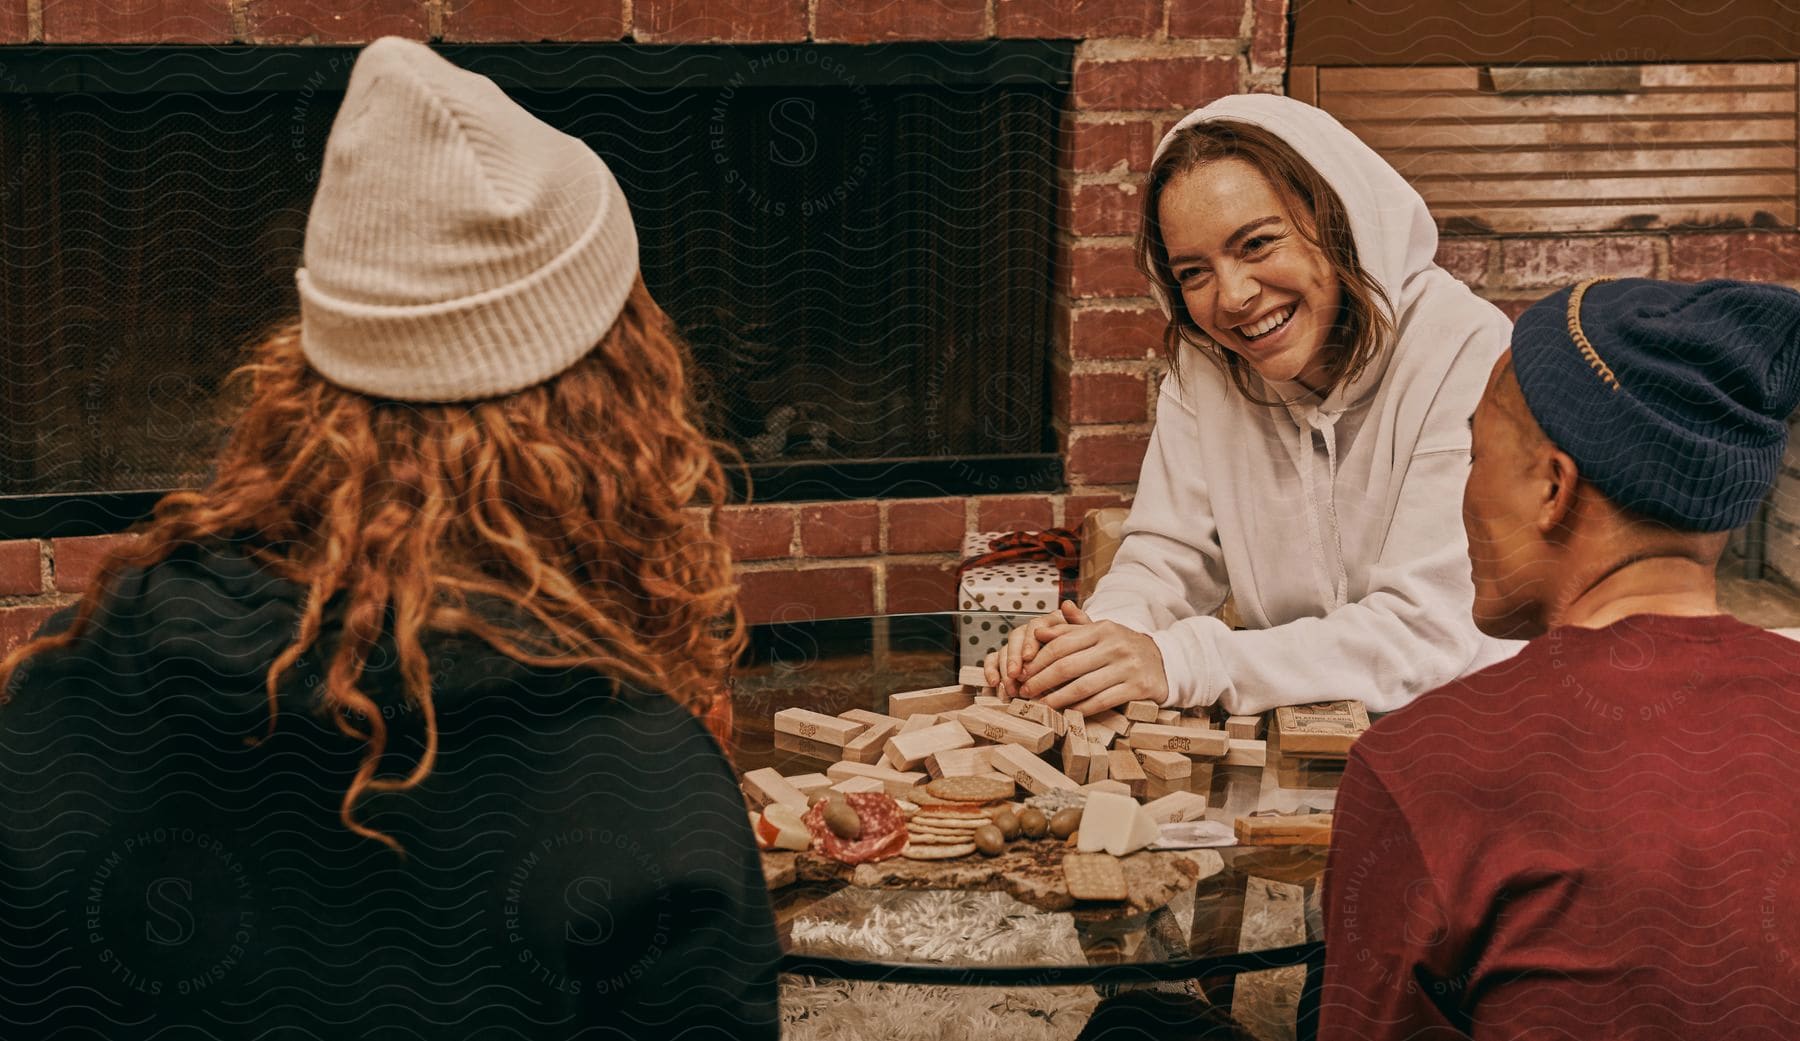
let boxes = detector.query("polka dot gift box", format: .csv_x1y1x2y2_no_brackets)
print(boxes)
954,530,1075,668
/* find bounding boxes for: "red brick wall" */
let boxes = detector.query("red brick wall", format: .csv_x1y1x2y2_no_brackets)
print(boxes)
6,0,1798,651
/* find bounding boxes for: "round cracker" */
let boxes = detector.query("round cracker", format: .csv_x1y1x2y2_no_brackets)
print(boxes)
903,842,977,860
924,776,1015,803
910,816,987,829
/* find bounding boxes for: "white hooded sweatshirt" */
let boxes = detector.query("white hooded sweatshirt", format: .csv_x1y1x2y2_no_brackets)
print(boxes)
1082,94,1521,716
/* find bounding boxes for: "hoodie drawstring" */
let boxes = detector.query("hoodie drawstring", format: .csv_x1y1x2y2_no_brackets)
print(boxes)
1294,410,1349,612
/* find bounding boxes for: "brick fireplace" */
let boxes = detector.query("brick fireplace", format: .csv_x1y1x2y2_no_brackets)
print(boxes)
2,0,1798,653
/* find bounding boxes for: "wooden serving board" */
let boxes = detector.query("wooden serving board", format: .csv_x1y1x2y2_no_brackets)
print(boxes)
761,841,1223,916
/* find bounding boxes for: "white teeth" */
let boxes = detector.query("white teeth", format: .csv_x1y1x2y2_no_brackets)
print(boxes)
1238,305,1295,340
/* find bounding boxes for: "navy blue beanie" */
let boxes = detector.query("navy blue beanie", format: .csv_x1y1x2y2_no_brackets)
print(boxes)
1511,277,1800,532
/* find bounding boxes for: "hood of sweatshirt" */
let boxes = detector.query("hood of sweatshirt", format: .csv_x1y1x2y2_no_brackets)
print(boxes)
1138,94,1505,618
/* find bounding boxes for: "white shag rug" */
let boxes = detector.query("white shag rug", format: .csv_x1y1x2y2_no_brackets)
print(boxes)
780,888,1211,1041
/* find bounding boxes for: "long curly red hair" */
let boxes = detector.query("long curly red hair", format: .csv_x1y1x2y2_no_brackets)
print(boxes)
0,278,745,849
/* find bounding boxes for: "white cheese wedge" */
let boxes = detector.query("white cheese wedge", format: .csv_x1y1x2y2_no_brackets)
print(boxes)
1077,791,1141,854
1110,805,1161,857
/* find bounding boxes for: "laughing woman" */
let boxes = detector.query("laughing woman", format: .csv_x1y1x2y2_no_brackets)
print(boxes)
991,93,1519,716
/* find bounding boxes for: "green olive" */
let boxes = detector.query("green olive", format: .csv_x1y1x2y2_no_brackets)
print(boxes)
1049,807,1083,840
973,825,1006,856
991,809,1021,841
823,799,862,840
1018,807,1048,839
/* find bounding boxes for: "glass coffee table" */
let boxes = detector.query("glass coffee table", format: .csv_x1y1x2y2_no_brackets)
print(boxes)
727,613,1340,1034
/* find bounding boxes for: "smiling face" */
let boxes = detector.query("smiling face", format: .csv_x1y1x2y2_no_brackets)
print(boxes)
1158,158,1343,391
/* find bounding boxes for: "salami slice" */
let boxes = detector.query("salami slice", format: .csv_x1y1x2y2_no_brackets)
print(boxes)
803,791,907,864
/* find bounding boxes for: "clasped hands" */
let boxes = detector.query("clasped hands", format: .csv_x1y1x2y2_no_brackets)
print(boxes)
980,600,1169,716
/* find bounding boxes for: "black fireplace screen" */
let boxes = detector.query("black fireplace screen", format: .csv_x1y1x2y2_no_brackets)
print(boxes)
0,44,1070,526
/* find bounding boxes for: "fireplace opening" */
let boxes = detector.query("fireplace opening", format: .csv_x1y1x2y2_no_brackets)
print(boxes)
0,43,1074,537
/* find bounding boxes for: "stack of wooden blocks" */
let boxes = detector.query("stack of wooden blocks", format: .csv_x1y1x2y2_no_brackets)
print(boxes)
742,667,1280,828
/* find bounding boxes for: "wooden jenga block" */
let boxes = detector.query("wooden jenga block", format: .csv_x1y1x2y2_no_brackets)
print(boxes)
1187,763,1214,798
839,708,898,728
1107,749,1147,800
840,716,903,764
1155,708,1180,726
925,746,992,779
973,695,1005,708
1127,723,1230,758
1007,697,1064,735
888,684,974,720
1089,709,1131,738
1123,700,1161,723
1145,773,1185,799
1234,812,1333,847
1274,701,1370,756
1085,741,1110,784
830,776,886,795
1225,714,1262,741
956,706,1055,754
1082,779,1131,798
988,743,1080,795
826,760,927,798
774,708,867,747
1142,790,1208,823
884,720,974,771
1133,749,1192,781
1224,739,1267,768
785,773,833,797
1176,714,1215,730
958,665,988,688
741,767,809,811
898,712,941,733
1089,727,1115,750
774,731,848,763
1061,732,1094,782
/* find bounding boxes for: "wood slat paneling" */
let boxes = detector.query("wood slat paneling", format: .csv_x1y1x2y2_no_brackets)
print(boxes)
1312,62,1800,234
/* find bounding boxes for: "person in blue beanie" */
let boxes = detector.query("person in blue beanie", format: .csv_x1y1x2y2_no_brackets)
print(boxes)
1321,277,1800,1039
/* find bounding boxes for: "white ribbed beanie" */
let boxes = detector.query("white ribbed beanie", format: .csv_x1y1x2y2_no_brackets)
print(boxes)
296,37,638,402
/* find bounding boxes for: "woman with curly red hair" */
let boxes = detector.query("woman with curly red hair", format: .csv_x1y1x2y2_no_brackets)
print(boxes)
0,38,777,1039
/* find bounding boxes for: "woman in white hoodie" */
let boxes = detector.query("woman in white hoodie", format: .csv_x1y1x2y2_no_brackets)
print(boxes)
989,94,1518,717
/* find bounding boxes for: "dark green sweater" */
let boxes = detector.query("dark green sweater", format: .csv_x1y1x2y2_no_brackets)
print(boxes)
0,542,780,1039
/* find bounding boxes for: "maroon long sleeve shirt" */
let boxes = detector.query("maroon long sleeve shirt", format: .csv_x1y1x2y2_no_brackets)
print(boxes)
1322,614,1800,1040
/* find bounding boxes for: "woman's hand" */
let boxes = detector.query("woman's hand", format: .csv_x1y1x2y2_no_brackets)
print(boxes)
983,600,1081,698
1020,604,1170,715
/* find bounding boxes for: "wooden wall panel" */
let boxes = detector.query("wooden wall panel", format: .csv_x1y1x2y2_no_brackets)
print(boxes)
1311,63,1799,234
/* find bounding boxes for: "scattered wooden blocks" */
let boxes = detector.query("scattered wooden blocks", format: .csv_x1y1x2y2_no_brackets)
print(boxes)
773,708,867,747
1124,700,1161,723
1133,749,1192,781
829,775,886,795
958,665,988,688
1234,812,1333,847
785,773,833,798
973,695,1005,708
1085,742,1110,784
1089,709,1131,738
1187,763,1215,798
1007,697,1065,736
1175,714,1214,730
889,684,974,720
1223,738,1267,768
956,706,1056,754
773,731,848,762
884,720,974,771
1126,723,1230,758
1274,701,1370,757
741,767,809,811
1225,714,1262,741
898,712,942,733
826,761,926,797
989,743,1080,794
1107,749,1147,800
840,716,904,764
838,708,897,728
1145,773,1186,800
1142,790,1208,823
925,746,992,779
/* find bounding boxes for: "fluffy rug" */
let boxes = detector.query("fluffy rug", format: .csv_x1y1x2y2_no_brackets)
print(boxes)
780,888,1218,1041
